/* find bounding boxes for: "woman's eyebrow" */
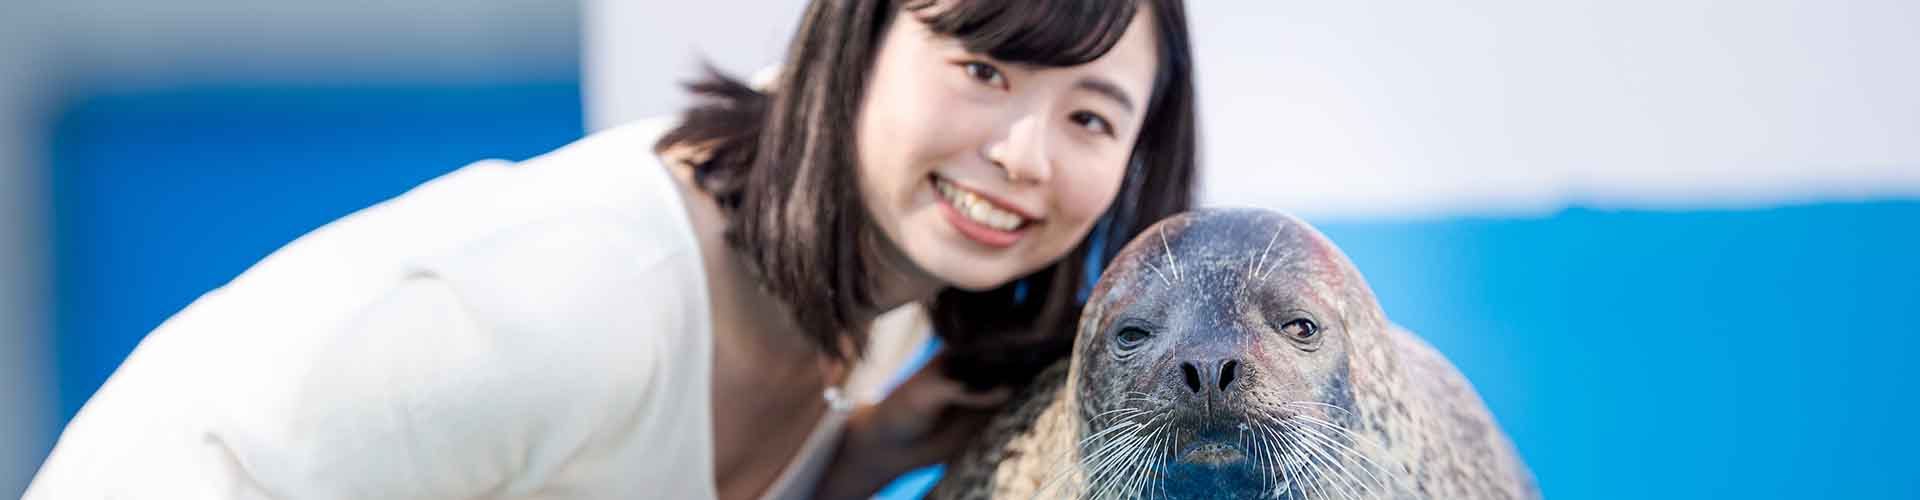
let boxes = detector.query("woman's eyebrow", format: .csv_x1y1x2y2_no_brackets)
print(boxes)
1077,77,1137,116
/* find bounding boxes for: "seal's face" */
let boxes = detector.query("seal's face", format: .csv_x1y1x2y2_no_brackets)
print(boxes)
1068,209,1379,499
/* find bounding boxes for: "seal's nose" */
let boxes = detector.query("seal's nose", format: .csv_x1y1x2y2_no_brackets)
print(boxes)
1177,358,1242,395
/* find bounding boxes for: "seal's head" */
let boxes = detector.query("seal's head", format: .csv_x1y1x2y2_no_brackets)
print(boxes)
1066,208,1394,498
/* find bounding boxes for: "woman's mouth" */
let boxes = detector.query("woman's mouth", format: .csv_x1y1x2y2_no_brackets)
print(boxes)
932,175,1034,248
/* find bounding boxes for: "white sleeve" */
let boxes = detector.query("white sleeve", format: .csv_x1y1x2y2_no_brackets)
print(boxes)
27,173,706,499
215,274,658,500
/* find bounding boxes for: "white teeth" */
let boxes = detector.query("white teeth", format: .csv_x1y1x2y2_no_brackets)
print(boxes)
936,178,1025,231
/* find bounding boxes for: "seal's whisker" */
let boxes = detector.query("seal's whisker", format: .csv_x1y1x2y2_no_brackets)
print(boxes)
1265,427,1287,499
1075,426,1139,460
1258,428,1280,499
1157,419,1180,499
1288,414,1392,466
1245,226,1285,296
1293,435,1346,500
1277,420,1354,500
1129,437,1155,500
1080,420,1149,450
1090,413,1149,429
1085,430,1149,479
1089,406,1151,424
1124,430,1165,500
1092,434,1151,500
1152,419,1177,498
1160,428,1181,500
1079,411,1172,500
1252,419,1299,499
1159,225,1182,283
1140,416,1176,500
1240,421,1269,495
1284,420,1372,500
1082,407,1152,444
1278,424,1344,500
1281,400,1356,418
1254,421,1287,499
1140,260,1174,288
1267,421,1328,500
1017,417,1098,500
1075,425,1144,496
1036,412,1166,500
1287,416,1388,469
1091,435,1143,500
1091,406,1150,418
1286,416,1400,495
1268,424,1325,500
1116,414,1175,500
1290,423,1390,497
1080,432,1147,500
1271,427,1300,500
1253,406,1381,498
1258,239,1296,281
1268,427,1296,500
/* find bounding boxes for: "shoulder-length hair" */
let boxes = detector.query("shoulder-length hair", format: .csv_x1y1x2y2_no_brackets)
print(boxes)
657,0,1198,389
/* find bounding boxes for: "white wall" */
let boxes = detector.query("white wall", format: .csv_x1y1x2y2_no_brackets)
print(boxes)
1,0,54,494
586,0,1920,219
1186,0,1920,218
583,0,808,130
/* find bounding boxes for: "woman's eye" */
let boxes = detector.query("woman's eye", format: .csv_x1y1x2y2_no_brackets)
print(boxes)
1115,327,1152,349
962,61,1007,89
1070,111,1114,137
1280,318,1319,341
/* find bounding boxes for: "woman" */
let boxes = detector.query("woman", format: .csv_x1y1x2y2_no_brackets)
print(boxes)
25,0,1197,498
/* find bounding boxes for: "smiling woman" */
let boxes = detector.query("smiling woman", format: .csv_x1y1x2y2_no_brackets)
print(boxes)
25,1,1197,499
659,0,1197,393
658,3,1196,494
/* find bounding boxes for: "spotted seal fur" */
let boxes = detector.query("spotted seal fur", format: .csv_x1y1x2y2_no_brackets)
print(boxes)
929,208,1538,499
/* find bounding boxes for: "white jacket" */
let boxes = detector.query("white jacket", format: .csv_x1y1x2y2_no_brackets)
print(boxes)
25,116,929,500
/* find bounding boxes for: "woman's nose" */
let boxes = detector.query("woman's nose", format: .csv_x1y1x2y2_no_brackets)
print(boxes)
984,113,1053,185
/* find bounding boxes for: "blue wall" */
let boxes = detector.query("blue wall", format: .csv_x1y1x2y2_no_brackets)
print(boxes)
50,83,585,420
1319,204,1920,498
48,83,1920,498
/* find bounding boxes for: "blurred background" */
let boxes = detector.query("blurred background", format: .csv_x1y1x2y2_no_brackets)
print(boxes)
3,0,1917,498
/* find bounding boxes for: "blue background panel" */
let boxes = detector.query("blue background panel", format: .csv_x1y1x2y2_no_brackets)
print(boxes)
50,83,585,420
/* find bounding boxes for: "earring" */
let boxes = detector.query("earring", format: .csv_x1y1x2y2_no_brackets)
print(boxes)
818,353,854,412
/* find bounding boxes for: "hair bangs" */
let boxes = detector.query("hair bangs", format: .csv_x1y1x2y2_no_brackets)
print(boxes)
908,0,1139,67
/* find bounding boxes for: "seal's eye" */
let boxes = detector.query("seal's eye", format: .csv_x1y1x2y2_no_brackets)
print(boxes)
1115,327,1152,350
1280,318,1319,341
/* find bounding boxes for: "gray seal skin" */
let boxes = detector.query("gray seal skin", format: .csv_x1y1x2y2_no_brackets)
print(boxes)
928,208,1539,499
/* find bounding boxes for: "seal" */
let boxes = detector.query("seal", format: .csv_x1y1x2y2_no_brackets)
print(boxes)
928,208,1539,499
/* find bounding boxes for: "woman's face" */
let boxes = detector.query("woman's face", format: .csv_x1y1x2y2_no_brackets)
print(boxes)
855,6,1160,292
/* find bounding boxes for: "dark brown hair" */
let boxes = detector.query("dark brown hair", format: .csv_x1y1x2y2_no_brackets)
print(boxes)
657,0,1198,389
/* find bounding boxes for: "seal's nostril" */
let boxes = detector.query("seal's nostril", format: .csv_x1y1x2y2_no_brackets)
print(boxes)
1181,362,1203,393
1220,360,1239,391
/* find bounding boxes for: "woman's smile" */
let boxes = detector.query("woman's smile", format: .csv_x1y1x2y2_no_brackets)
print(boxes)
931,174,1038,248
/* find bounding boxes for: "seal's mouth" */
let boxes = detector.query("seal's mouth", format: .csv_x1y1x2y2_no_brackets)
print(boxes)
1156,437,1267,498
1177,440,1248,466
